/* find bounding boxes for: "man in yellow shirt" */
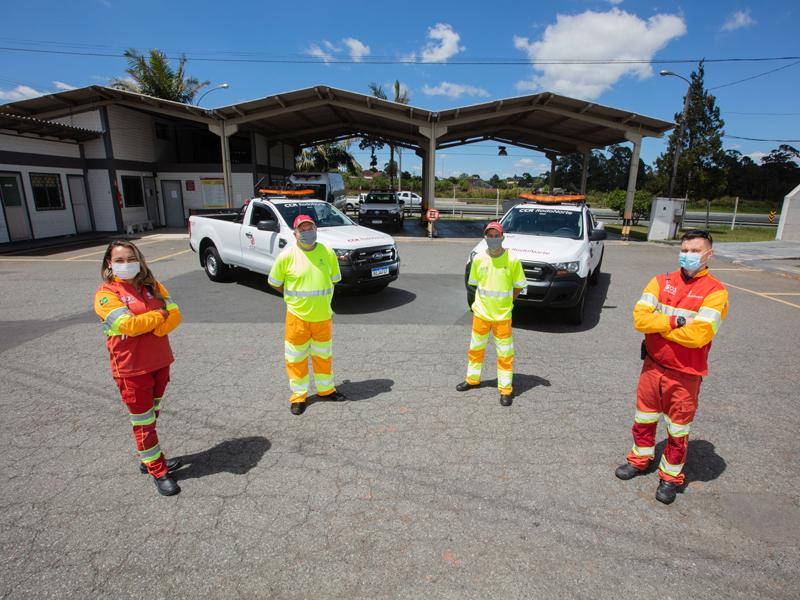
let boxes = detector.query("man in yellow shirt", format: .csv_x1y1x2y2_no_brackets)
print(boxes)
457,221,527,406
269,215,346,415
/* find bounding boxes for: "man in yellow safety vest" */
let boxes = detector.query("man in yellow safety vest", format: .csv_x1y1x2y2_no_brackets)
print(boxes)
269,214,346,415
456,221,527,406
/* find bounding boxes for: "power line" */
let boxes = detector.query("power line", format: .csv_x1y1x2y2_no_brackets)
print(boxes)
711,59,800,90
1,45,800,65
725,135,800,143
724,111,800,116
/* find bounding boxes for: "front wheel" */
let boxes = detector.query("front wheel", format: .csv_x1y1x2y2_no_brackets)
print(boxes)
589,251,603,286
564,286,586,325
203,246,230,282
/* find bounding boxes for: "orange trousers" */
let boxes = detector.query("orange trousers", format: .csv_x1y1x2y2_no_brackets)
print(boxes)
284,311,335,403
626,357,701,485
466,316,514,394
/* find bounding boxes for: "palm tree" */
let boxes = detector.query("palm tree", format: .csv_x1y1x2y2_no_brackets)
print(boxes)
363,81,410,189
111,48,210,104
296,141,361,175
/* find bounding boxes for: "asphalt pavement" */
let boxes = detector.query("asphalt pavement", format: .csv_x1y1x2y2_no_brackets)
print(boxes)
1,232,799,598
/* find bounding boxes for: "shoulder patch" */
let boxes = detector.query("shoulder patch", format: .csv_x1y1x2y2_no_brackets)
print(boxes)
99,297,109,306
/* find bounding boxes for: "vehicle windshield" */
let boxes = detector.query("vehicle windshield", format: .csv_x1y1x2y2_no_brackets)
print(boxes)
501,206,584,239
275,202,354,228
365,193,397,204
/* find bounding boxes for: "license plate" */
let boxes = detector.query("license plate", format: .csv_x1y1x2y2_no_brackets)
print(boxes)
371,266,390,277
518,287,528,296
372,219,382,224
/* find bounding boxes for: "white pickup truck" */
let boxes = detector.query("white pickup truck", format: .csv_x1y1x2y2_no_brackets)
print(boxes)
465,197,606,324
189,195,400,291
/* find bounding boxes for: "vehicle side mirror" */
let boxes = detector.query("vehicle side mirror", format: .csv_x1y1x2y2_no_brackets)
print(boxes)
257,220,278,232
589,229,607,241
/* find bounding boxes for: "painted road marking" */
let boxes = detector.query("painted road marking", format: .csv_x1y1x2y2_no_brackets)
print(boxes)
724,282,800,309
149,249,192,262
762,292,800,296
64,239,163,260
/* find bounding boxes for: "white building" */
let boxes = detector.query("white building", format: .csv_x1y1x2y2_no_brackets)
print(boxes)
0,87,295,244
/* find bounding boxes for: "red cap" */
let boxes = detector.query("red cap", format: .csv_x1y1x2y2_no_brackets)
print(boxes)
484,221,503,234
293,214,316,229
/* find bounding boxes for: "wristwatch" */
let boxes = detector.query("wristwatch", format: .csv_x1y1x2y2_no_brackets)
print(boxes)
676,316,686,328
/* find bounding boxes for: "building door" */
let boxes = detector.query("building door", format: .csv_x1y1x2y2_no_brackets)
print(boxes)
161,180,185,228
142,176,159,225
67,175,92,233
0,173,32,241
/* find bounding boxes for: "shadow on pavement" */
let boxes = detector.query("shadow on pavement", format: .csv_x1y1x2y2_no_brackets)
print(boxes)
332,287,416,313
305,378,395,410
479,373,551,396
654,438,727,487
512,272,612,333
173,436,270,480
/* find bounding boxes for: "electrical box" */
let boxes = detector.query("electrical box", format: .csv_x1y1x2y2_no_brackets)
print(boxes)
648,197,687,241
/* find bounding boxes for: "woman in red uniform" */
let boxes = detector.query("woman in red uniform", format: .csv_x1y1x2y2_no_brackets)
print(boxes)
94,240,183,496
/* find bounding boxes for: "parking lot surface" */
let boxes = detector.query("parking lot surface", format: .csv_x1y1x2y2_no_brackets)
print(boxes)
1,233,799,598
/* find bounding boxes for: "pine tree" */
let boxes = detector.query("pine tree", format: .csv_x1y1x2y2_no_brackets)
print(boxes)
655,61,726,202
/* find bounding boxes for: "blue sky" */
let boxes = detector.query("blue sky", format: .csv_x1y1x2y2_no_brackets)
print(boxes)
1,0,798,180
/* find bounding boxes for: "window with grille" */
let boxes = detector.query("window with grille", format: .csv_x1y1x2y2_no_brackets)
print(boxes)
121,176,144,208
30,173,65,211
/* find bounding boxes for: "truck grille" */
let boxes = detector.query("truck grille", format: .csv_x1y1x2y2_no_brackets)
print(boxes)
367,209,390,215
520,261,553,282
351,245,396,266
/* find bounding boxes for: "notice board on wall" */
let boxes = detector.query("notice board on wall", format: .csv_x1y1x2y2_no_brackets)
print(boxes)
200,178,225,208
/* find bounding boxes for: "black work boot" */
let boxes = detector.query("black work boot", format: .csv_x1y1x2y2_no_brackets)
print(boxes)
154,474,181,496
655,480,678,504
325,390,348,402
140,457,182,475
615,463,644,480
456,381,479,392
290,402,306,416
499,393,513,406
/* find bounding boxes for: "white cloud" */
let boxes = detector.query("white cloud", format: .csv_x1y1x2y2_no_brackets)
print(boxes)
513,8,686,100
721,9,756,32
421,81,490,98
0,85,44,101
322,40,339,52
306,43,334,64
608,0,623,4
342,38,370,62
53,81,77,91
399,51,417,64
747,151,767,163
420,23,464,63
514,158,549,172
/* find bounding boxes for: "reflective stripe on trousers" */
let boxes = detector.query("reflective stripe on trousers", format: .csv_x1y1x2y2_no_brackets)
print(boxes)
284,311,335,402
465,315,514,394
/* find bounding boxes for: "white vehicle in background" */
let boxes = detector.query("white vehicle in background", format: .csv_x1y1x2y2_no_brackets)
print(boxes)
289,172,346,210
465,195,606,325
189,193,400,291
397,191,422,212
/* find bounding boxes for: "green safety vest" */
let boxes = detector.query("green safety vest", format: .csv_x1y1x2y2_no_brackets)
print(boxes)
468,250,526,321
269,243,342,322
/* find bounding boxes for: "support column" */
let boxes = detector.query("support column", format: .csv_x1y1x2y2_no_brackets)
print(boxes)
547,152,557,191
419,124,447,237
208,121,238,208
621,133,643,240
579,148,590,195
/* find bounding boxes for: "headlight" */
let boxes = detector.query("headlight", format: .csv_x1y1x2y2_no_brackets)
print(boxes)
333,248,353,262
389,207,400,214
553,261,580,275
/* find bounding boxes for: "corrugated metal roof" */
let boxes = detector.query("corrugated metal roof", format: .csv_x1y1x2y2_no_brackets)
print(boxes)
0,85,674,154
0,112,102,142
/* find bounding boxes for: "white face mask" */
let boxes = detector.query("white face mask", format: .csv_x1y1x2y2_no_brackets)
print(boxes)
111,261,140,280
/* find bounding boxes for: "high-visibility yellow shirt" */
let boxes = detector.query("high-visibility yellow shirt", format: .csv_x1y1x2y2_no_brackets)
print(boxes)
468,250,526,322
269,243,341,322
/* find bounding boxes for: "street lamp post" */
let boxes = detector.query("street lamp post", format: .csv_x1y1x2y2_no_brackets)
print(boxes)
660,69,693,233
196,83,230,106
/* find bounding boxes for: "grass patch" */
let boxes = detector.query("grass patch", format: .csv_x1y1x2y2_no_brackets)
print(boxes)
603,224,649,240
684,226,776,243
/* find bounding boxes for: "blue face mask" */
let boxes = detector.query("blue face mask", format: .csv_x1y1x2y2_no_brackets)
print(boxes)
679,251,703,272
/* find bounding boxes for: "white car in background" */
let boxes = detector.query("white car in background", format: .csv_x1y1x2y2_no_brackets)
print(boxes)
465,197,606,325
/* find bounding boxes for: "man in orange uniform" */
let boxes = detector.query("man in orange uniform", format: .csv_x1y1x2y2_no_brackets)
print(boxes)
269,215,346,415
616,230,729,504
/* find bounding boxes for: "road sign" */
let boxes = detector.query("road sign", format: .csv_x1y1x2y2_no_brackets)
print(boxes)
768,210,776,224
426,208,440,221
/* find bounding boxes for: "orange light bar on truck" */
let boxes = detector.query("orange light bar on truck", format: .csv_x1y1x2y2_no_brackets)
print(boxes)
257,189,315,196
518,193,586,203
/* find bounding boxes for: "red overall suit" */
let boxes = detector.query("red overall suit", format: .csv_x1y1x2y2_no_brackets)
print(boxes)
94,280,181,478
627,267,728,485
